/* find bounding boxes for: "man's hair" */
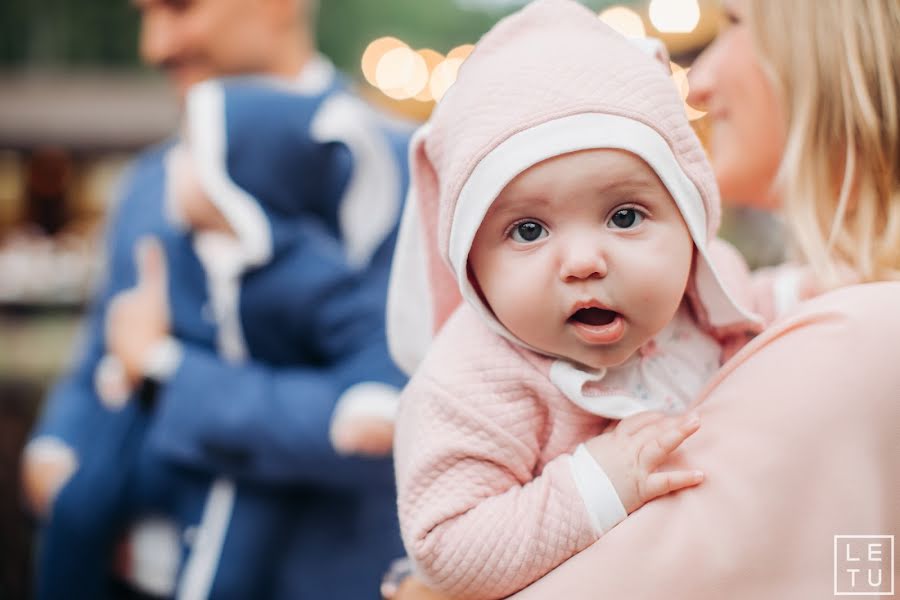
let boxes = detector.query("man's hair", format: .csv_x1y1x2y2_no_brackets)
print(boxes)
749,0,900,285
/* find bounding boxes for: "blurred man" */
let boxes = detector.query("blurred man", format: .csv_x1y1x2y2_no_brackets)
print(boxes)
22,0,410,597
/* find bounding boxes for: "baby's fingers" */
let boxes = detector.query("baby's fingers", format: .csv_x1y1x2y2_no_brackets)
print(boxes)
638,413,700,468
616,410,666,435
643,469,704,500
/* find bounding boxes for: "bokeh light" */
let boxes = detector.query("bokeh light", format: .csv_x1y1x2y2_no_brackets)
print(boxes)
375,46,429,100
598,6,646,38
430,58,465,103
414,49,445,102
360,39,476,104
648,0,701,34
361,37,408,87
670,62,707,121
447,44,476,61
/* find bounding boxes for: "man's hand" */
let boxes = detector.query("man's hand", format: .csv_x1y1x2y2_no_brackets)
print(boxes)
105,237,171,386
584,411,703,514
389,575,453,600
21,442,78,519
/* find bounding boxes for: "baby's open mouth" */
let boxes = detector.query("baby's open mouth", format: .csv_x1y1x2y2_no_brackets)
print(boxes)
569,307,618,326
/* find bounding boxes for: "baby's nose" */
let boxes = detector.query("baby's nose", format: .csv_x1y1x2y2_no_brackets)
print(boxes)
559,237,608,282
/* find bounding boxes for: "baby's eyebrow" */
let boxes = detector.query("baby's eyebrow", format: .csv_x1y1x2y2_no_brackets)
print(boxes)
592,176,661,196
488,193,553,217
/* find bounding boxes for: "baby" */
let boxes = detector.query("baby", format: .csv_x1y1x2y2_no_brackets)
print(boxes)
389,1,763,599
38,77,407,598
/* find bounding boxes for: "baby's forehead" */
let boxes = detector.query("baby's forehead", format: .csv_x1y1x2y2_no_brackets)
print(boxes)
491,150,670,209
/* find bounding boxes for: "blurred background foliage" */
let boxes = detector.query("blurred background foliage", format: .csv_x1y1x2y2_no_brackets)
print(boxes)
0,0,141,68
0,0,624,75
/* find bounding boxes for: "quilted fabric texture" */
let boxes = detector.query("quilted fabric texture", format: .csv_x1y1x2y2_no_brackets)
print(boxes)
395,307,609,600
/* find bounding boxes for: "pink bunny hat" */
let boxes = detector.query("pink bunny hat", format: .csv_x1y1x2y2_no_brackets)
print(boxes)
388,0,761,374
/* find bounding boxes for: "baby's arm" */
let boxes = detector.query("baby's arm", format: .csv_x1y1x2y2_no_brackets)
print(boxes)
395,371,702,600
395,378,598,600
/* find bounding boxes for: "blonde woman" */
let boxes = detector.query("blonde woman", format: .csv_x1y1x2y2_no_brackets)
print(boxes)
391,0,899,598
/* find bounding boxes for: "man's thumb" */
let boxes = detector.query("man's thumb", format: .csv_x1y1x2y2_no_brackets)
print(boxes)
135,236,168,297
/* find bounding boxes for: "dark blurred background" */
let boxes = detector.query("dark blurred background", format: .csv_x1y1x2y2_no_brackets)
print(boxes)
0,1,784,597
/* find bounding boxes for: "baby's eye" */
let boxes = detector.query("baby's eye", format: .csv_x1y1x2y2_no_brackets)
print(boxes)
608,208,644,229
510,221,547,243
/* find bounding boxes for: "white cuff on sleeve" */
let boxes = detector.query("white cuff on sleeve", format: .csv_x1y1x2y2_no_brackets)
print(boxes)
329,382,400,451
24,436,79,471
331,381,400,423
142,337,183,382
569,443,628,536
95,354,132,410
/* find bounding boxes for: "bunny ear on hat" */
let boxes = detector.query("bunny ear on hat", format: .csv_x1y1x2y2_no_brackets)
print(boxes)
387,125,463,375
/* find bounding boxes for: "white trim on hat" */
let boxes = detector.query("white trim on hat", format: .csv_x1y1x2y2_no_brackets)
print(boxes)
311,93,402,269
185,81,273,268
448,112,760,340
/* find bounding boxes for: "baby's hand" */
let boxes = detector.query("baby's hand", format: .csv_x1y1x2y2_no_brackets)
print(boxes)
583,411,702,513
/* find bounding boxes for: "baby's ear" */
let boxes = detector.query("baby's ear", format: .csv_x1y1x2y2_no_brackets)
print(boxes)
628,37,671,73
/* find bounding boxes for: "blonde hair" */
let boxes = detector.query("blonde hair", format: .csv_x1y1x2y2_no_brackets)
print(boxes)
747,0,900,286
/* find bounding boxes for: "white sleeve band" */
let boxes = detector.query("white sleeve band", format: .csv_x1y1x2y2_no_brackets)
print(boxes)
331,381,401,423
568,443,628,537
142,336,184,382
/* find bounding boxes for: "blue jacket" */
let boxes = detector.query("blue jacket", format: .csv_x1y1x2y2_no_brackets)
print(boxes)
33,70,411,599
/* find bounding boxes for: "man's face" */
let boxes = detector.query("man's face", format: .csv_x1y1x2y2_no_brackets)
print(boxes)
134,0,290,99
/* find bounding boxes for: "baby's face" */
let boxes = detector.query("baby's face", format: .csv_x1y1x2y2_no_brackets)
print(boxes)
468,149,693,369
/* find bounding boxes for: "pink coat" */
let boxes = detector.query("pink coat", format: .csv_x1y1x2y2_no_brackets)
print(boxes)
510,282,900,598
395,306,610,600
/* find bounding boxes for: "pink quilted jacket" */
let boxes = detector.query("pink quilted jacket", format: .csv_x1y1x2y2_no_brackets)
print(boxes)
395,306,608,600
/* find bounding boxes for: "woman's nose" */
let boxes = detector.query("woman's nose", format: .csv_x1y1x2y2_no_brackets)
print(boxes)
687,42,717,111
